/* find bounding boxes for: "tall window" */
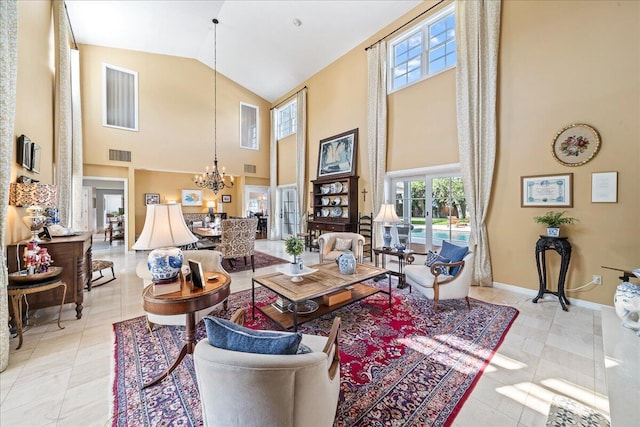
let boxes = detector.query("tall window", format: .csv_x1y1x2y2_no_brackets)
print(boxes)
277,100,297,140
389,4,456,92
240,103,259,150
103,63,138,131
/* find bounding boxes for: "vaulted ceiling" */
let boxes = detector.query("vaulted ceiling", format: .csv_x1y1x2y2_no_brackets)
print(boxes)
65,0,422,102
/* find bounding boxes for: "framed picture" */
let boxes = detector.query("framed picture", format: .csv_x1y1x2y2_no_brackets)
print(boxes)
552,123,600,167
17,135,31,169
521,173,573,207
221,195,231,203
317,128,358,178
591,171,617,203
145,193,160,205
30,143,41,173
182,189,203,206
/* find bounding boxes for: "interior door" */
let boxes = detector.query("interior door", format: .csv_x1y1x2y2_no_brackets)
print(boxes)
104,194,123,224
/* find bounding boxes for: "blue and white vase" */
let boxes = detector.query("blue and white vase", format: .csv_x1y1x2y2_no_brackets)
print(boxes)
614,281,640,335
337,251,356,275
147,247,183,283
290,255,304,274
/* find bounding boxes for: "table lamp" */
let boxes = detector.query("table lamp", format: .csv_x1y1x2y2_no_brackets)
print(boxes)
9,183,58,243
132,203,198,283
374,203,400,249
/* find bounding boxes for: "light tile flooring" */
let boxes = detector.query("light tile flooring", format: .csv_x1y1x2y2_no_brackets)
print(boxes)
0,240,609,426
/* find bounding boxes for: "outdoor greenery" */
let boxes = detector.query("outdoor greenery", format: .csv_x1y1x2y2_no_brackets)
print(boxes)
533,211,578,228
284,236,305,261
394,177,467,225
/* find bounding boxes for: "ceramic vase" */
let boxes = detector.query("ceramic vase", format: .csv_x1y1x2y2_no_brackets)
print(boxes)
338,251,356,275
614,281,640,334
147,247,183,283
546,227,560,237
290,255,303,274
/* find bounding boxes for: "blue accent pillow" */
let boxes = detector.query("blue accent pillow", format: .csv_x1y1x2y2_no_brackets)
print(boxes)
439,241,469,275
203,316,303,355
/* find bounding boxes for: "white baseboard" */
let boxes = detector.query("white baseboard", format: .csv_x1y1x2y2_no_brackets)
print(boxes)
492,281,609,311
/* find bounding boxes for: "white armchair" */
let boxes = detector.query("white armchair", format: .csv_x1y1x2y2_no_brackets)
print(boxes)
194,309,341,427
317,232,365,264
135,249,229,328
404,251,474,311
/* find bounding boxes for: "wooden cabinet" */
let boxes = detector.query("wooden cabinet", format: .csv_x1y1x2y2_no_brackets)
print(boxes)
106,214,125,243
7,232,92,319
309,176,358,233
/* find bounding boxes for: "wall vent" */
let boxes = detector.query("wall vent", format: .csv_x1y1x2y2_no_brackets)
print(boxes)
244,164,256,174
109,149,131,162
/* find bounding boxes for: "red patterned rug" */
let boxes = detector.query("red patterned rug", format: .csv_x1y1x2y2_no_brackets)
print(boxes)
111,281,518,426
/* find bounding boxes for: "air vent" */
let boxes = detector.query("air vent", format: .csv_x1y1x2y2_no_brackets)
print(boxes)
109,149,131,162
244,164,256,174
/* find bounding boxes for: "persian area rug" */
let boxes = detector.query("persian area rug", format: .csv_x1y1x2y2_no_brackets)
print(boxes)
222,250,289,273
111,282,519,426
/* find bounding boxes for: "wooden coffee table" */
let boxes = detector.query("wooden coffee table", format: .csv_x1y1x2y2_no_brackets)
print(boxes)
252,262,390,331
142,270,231,388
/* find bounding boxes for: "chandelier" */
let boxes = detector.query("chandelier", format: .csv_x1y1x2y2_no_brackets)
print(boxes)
194,18,234,194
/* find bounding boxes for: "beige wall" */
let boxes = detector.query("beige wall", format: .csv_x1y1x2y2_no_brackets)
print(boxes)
7,1,55,245
272,0,639,306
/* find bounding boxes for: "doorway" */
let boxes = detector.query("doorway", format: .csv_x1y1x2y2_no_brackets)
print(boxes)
279,185,299,239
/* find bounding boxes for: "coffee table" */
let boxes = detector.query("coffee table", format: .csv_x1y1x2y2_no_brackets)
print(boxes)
142,270,231,388
252,262,390,331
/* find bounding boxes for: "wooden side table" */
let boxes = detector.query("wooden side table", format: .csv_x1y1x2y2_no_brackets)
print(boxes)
373,247,411,289
533,235,571,311
8,267,67,350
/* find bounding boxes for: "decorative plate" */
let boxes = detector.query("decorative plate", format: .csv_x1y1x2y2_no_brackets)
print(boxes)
333,182,343,193
332,196,341,206
552,123,601,167
321,208,330,217
321,197,330,206
331,207,342,217
320,186,330,195
288,300,319,315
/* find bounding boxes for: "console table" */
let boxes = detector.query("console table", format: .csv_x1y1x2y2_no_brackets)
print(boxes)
373,247,411,289
6,232,92,319
533,235,571,311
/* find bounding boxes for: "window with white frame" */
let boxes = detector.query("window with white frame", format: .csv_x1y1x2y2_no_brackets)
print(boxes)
240,102,259,150
103,63,138,131
389,4,456,92
276,100,297,140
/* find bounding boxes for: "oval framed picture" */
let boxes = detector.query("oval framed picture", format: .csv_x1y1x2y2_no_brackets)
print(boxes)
552,123,601,167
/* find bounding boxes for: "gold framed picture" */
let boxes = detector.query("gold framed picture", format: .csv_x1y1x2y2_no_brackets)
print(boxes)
552,123,600,167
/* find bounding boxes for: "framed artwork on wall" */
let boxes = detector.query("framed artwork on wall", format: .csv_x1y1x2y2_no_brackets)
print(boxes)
182,189,203,206
552,123,600,167
521,173,573,207
317,128,358,179
17,135,32,169
30,143,41,174
591,172,618,203
145,193,160,205
221,195,231,203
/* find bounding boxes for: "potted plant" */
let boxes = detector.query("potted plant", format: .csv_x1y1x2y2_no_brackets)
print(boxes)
533,211,577,237
284,236,305,274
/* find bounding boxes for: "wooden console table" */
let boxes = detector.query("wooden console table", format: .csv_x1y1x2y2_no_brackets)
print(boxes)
6,232,92,318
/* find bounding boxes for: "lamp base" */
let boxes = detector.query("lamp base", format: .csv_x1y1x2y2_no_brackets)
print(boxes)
383,225,392,249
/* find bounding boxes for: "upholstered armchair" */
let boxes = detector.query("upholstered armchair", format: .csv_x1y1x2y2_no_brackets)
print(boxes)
194,309,341,427
216,218,258,271
404,251,475,311
317,232,365,263
135,249,228,329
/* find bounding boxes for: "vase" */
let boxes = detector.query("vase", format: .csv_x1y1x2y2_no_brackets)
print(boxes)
290,255,303,274
337,251,356,275
614,281,640,334
546,227,560,237
147,247,184,283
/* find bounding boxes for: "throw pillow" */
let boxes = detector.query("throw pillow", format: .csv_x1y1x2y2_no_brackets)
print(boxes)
334,238,352,251
203,316,302,355
424,250,439,266
439,240,469,275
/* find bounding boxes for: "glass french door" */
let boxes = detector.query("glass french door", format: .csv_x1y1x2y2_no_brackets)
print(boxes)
392,174,470,251
280,186,299,239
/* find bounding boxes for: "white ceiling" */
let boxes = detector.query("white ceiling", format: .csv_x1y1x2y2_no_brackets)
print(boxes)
64,0,422,102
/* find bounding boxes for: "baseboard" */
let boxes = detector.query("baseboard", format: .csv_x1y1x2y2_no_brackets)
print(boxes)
492,281,608,311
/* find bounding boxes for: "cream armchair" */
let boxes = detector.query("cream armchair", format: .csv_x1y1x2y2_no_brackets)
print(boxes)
318,232,365,263
194,309,341,427
404,251,474,311
135,249,229,328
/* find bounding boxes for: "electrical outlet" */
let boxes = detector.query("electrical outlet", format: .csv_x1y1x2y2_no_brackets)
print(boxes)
593,275,602,285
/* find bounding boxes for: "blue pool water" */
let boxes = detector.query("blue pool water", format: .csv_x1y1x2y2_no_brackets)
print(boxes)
411,228,469,242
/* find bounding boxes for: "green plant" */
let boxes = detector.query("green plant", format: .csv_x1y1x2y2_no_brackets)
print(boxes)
533,211,577,228
284,236,305,261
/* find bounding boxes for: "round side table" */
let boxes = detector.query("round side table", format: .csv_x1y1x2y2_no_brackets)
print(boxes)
8,267,67,350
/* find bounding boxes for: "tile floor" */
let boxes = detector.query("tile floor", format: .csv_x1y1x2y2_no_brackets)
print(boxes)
0,239,609,426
